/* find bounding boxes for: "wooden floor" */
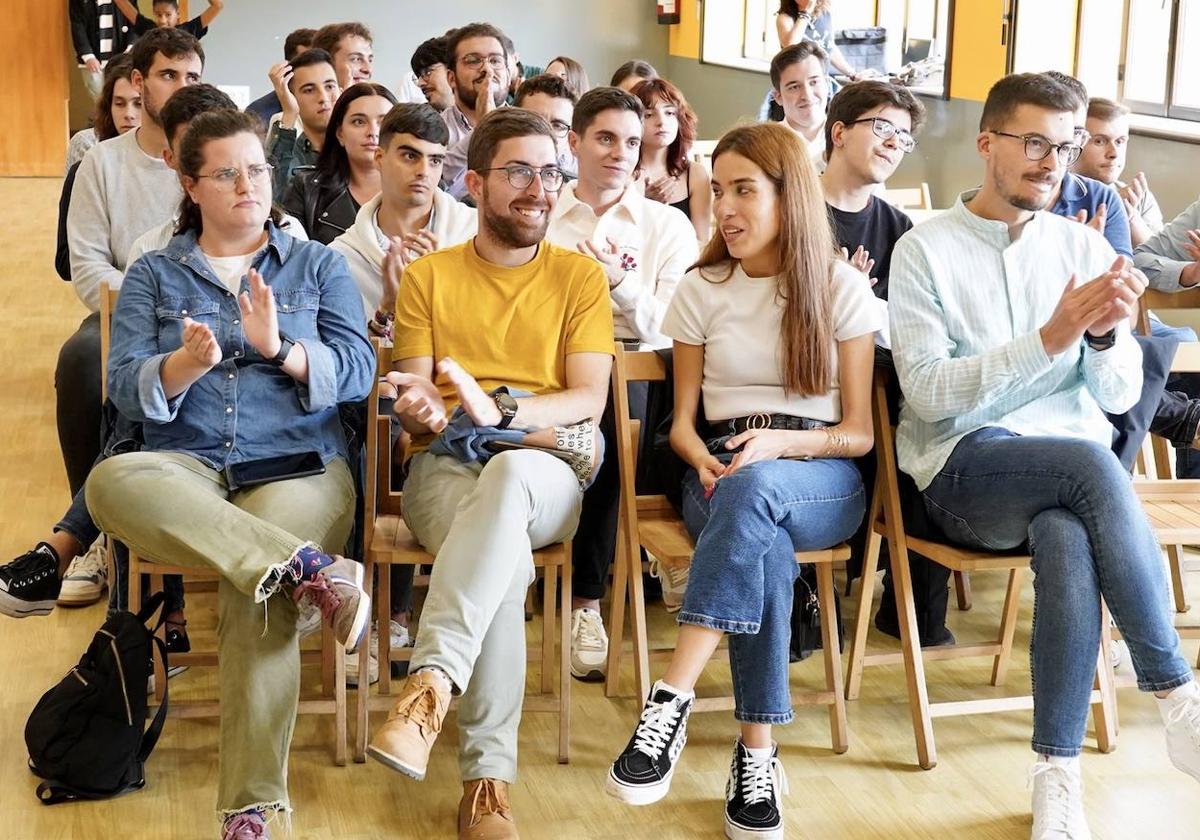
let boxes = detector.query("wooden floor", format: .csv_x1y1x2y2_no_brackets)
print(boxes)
1,177,1197,839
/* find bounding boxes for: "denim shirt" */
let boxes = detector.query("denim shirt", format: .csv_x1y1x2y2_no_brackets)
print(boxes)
108,222,375,471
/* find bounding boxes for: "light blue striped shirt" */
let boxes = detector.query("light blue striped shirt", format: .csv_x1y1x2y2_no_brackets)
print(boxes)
889,192,1143,490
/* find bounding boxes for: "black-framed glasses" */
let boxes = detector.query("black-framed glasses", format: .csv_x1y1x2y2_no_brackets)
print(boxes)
477,164,565,192
413,64,444,83
843,117,916,153
194,163,274,190
990,130,1082,166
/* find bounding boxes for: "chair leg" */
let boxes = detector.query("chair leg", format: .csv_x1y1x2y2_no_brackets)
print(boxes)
1168,545,1190,614
605,536,630,698
377,563,393,696
626,542,651,704
991,568,1024,687
542,565,557,695
816,562,848,754
892,541,937,769
333,633,348,767
1092,604,1118,753
149,570,167,704
953,570,973,611
559,546,572,764
355,559,376,763
845,526,882,701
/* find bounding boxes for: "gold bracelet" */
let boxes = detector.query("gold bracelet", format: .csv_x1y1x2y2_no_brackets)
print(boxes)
820,427,850,458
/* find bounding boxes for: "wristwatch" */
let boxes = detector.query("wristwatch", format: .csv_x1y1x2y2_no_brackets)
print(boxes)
1084,328,1117,352
493,391,519,429
269,332,295,366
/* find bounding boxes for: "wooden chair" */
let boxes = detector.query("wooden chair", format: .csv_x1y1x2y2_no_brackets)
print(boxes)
356,340,573,764
604,345,850,753
100,283,350,764
881,183,933,211
844,367,1118,769
689,139,718,174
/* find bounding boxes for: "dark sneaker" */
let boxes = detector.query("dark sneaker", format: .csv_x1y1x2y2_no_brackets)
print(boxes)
0,544,61,618
292,556,370,653
221,808,269,839
605,680,693,805
724,741,789,840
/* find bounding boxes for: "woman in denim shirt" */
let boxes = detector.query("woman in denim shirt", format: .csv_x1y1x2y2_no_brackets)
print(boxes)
605,123,879,840
84,109,375,840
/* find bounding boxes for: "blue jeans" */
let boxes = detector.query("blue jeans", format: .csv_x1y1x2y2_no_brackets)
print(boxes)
680,456,865,724
922,428,1193,757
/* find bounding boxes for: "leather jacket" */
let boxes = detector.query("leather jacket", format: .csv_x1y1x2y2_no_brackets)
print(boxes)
281,167,359,246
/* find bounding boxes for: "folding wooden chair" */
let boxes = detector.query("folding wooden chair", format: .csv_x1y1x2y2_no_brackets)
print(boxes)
604,345,850,753
356,340,572,764
845,366,1118,769
100,283,350,764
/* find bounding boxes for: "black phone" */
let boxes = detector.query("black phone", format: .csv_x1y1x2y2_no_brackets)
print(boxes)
225,451,326,491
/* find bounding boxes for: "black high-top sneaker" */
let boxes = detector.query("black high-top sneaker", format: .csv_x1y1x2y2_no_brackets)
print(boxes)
724,740,789,840
605,680,693,805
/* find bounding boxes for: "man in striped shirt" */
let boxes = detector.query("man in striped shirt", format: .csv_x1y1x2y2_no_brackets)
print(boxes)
889,72,1199,839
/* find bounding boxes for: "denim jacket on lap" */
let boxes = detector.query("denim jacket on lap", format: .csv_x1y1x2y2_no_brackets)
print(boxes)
107,222,375,471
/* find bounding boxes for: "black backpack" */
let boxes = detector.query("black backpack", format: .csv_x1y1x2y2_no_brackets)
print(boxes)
25,593,170,804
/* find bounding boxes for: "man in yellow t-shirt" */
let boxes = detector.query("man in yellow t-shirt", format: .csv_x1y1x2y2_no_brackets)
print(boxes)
366,108,613,839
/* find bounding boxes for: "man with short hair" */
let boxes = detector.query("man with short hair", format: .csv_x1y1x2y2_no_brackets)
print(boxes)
332,102,476,321
770,41,830,169
113,0,223,39
545,86,698,681
411,35,455,112
265,48,340,196
890,72,1200,838
366,108,613,840
1076,97,1164,248
514,74,578,178
312,21,374,88
439,22,512,197
246,27,315,127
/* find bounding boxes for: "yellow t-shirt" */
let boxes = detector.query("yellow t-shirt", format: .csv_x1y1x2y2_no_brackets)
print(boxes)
393,239,615,451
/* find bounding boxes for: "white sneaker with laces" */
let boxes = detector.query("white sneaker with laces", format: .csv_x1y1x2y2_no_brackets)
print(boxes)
389,619,411,650
1159,680,1200,783
648,555,688,613
57,538,108,606
570,607,608,681
1030,758,1091,839
347,624,380,687
296,596,322,639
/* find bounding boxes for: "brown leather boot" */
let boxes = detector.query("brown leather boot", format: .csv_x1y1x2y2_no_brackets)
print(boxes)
458,778,518,839
365,668,451,780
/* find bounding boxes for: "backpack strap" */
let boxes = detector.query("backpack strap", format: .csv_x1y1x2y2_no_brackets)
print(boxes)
136,590,168,630
138,635,169,763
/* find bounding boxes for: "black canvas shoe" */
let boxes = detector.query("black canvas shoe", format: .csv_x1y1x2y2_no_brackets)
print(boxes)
605,680,693,805
0,544,61,618
724,741,789,840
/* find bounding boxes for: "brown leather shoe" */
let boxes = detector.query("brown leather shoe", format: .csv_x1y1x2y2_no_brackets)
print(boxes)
458,778,518,840
365,668,451,780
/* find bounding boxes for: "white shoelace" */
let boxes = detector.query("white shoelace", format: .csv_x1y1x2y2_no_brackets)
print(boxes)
1166,694,1200,748
740,753,789,806
68,541,107,578
572,609,607,652
1029,762,1078,836
632,698,682,760
648,557,689,590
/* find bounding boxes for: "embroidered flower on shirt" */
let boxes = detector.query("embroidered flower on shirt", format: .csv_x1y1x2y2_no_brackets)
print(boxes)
619,252,638,272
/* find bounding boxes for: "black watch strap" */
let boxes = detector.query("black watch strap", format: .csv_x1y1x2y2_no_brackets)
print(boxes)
1085,328,1117,351
270,333,295,366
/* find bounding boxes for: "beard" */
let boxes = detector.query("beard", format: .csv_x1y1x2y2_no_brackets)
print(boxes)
1000,170,1059,213
481,189,550,249
456,76,505,112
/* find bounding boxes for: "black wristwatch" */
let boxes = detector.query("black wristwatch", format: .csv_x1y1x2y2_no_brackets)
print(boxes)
1084,328,1117,352
493,391,518,429
269,332,295,366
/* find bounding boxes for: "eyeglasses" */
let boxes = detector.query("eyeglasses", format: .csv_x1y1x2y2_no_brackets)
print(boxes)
413,64,443,83
194,163,274,189
477,164,565,192
843,117,916,153
989,130,1082,166
459,53,507,71
548,119,571,139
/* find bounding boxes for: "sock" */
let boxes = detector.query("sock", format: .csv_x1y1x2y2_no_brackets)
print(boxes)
287,544,334,582
655,679,694,701
415,665,454,693
742,742,774,761
1039,753,1079,769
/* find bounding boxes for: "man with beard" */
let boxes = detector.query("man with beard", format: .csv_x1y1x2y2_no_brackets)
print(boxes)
890,72,1200,838
59,28,203,557
365,108,613,840
439,22,511,198
265,47,341,196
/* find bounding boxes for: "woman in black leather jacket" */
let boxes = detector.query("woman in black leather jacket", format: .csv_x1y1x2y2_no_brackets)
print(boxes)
282,82,397,245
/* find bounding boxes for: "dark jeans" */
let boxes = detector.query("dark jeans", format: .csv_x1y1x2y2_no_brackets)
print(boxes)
572,381,648,601
55,312,103,497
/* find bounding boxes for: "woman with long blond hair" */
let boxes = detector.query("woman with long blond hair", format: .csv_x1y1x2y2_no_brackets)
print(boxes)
604,121,879,840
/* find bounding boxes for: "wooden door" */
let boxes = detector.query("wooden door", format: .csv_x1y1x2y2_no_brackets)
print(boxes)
0,0,70,176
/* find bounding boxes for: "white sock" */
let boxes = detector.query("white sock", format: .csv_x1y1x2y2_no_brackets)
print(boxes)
656,679,694,700
743,742,774,761
1039,753,1079,770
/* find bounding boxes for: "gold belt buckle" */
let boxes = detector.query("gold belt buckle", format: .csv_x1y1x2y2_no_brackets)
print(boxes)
746,413,772,431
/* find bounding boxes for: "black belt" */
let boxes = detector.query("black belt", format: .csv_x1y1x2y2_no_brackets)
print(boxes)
707,413,829,438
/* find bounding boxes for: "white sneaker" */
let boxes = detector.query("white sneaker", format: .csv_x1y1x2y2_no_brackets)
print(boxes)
296,596,322,639
648,554,688,613
347,624,380,686
389,619,411,650
57,538,108,606
1159,680,1200,783
1030,759,1091,839
570,607,608,681
1108,639,1127,670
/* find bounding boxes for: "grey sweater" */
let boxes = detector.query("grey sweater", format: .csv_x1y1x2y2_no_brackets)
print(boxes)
67,128,182,312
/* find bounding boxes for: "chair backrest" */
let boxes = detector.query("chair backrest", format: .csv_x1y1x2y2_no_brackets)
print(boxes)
881,183,932,210
99,283,117,401
689,139,718,174
611,344,672,545
363,340,404,555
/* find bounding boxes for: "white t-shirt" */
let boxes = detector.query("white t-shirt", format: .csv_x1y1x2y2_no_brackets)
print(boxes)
203,250,261,294
661,260,881,423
